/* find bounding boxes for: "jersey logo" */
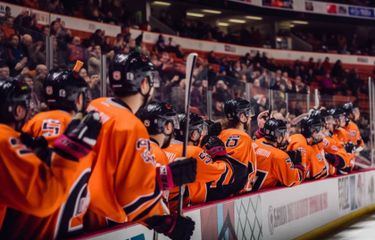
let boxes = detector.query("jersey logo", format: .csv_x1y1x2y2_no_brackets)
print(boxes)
349,130,356,137
42,119,62,137
165,151,177,163
256,148,271,158
225,135,240,148
136,138,156,166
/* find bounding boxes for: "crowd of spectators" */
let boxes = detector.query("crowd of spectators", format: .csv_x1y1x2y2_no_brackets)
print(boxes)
0,8,370,123
313,0,375,7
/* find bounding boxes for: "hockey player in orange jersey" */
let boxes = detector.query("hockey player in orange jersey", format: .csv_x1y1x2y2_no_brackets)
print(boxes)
0,68,103,239
136,101,197,194
342,102,365,150
218,98,257,192
201,135,251,199
22,62,88,147
253,118,303,190
163,113,228,210
85,52,195,239
321,108,354,174
0,80,101,234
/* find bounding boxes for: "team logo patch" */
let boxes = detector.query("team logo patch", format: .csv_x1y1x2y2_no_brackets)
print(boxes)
136,138,156,165
46,86,53,95
112,71,121,81
144,120,150,127
126,72,134,81
59,89,66,97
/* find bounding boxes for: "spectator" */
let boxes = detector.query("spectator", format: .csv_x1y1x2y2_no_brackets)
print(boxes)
0,62,10,81
88,45,101,76
68,36,85,66
5,34,28,76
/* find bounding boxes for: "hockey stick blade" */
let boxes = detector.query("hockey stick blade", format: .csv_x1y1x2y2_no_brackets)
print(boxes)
178,52,198,215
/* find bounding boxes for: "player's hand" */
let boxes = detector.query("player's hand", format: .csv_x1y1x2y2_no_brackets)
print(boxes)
206,120,222,136
145,214,195,240
286,150,302,165
53,111,102,161
157,157,197,190
344,142,355,153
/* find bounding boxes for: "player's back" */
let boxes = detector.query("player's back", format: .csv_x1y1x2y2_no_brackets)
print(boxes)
253,138,301,190
163,142,226,207
86,97,164,226
22,110,72,145
218,128,257,191
344,121,364,147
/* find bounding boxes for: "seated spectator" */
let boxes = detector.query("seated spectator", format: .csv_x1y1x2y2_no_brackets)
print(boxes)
5,34,28,76
68,36,86,66
88,45,101,76
0,62,10,81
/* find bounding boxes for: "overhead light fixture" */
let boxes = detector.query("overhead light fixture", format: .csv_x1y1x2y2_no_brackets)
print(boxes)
245,16,262,20
152,1,171,6
187,12,205,17
292,20,308,24
290,24,295,28
202,9,222,14
228,19,246,23
217,22,229,26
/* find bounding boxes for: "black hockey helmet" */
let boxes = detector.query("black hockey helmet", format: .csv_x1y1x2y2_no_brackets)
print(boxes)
224,98,254,121
108,51,160,97
137,101,179,135
300,113,323,138
174,113,205,145
0,80,31,124
44,66,88,112
263,118,287,142
342,102,353,124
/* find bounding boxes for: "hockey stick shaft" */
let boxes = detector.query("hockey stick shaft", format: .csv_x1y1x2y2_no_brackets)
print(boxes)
178,52,198,215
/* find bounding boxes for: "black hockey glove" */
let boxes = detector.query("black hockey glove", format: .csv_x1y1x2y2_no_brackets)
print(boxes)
206,120,222,137
53,111,102,161
325,153,345,168
157,157,197,190
145,214,195,240
287,150,302,165
344,142,355,154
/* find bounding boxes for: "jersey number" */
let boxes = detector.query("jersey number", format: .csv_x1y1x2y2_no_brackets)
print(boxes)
226,136,240,148
42,119,62,137
252,170,268,191
55,169,91,238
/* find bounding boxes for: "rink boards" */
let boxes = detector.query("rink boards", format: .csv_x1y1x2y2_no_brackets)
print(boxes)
80,169,375,240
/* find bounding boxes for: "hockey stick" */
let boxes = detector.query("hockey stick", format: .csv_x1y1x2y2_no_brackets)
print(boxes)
178,52,198,215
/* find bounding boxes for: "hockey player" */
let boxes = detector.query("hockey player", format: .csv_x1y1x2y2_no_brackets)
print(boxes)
85,52,195,239
342,102,365,150
218,98,257,192
22,62,88,146
163,113,227,210
0,80,101,232
136,101,197,191
321,109,354,174
1,66,99,238
200,135,249,199
253,118,303,190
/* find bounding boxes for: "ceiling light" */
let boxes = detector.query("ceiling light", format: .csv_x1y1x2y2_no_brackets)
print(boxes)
218,22,229,26
228,19,246,23
202,9,222,14
292,20,308,24
290,24,295,28
245,16,262,20
187,12,205,17
152,1,171,6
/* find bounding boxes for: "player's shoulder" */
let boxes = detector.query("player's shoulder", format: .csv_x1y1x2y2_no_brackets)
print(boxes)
349,121,360,130
220,128,251,140
0,124,19,145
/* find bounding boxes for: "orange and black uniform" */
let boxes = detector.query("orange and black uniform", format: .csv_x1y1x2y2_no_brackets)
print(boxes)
163,142,226,209
218,128,257,192
85,98,165,228
343,121,364,147
323,136,354,174
253,138,302,190
288,134,329,180
0,124,79,230
22,110,72,145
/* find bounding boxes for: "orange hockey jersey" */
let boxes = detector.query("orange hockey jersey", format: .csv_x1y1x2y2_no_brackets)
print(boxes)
253,138,302,190
288,134,329,180
86,98,165,228
343,121,364,147
218,128,257,192
22,110,72,145
163,142,227,209
1,153,94,239
0,124,79,229
322,136,354,174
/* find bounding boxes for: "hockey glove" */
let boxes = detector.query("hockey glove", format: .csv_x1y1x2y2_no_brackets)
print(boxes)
20,132,51,164
206,120,222,137
53,111,102,161
145,214,195,240
157,157,197,190
344,142,355,154
325,153,345,168
287,150,302,165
